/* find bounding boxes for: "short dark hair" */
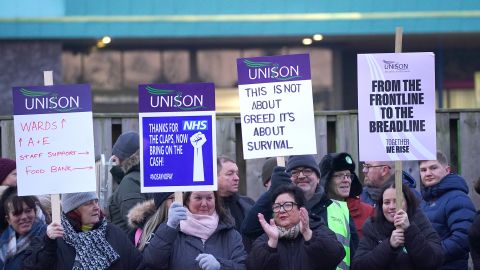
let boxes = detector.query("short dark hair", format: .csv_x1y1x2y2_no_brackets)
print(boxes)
184,191,230,223
270,185,306,209
419,151,448,167
374,180,419,223
2,186,37,216
217,155,235,175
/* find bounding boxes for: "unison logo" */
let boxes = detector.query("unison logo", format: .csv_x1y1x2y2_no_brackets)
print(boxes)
21,88,81,112
244,59,301,81
383,60,409,72
146,86,205,111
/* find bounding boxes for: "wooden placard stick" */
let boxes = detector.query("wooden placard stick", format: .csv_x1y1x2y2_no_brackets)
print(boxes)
44,70,61,224
394,27,404,211
276,156,285,167
175,192,183,203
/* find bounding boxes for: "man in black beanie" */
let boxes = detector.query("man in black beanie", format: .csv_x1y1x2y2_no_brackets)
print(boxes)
242,154,359,261
109,131,140,185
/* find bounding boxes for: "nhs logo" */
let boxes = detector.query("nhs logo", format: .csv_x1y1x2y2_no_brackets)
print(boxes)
182,120,208,131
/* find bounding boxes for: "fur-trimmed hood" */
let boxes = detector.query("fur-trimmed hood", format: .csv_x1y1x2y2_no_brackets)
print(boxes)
121,150,140,174
127,199,156,229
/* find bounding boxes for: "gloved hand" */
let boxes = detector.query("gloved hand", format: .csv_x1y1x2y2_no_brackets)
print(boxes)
166,202,187,228
269,166,292,193
196,253,220,270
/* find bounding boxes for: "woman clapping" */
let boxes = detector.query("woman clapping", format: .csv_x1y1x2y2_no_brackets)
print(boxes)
246,185,345,270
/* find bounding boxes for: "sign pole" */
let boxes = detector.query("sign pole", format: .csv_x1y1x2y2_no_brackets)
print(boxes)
394,27,404,212
43,70,61,224
276,156,285,167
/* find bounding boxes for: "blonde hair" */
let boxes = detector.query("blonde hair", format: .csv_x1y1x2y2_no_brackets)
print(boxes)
138,200,169,251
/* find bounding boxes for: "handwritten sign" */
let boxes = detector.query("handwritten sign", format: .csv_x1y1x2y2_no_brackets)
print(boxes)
357,53,436,161
139,83,217,192
237,54,316,159
12,84,96,195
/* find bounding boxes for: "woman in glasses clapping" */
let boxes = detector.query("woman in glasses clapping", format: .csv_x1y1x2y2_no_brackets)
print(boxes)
246,185,344,270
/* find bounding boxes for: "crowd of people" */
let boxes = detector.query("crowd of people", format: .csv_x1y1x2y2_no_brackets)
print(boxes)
0,131,479,269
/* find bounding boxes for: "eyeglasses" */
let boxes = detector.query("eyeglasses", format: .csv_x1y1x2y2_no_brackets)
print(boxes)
272,201,298,213
333,173,352,179
290,168,314,179
362,164,390,172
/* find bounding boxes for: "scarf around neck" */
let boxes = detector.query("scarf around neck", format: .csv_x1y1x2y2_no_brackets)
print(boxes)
366,186,382,203
0,219,46,264
62,214,119,270
277,223,301,240
180,210,219,241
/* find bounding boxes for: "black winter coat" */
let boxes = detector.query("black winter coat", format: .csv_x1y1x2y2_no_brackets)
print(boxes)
352,210,444,270
246,222,345,270
469,212,480,270
23,223,142,270
108,152,153,233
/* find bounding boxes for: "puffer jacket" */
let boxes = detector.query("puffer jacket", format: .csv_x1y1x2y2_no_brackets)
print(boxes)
352,210,444,270
246,220,344,270
421,173,476,270
108,151,153,232
143,216,246,270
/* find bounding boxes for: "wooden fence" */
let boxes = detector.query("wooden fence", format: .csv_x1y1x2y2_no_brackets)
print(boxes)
1,110,479,209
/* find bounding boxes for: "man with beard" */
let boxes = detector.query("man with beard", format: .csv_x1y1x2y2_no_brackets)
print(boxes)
360,161,419,207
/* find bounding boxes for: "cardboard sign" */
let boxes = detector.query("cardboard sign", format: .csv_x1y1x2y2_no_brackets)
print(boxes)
237,54,317,159
357,52,436,161
139,83,217,192
12,84,96,195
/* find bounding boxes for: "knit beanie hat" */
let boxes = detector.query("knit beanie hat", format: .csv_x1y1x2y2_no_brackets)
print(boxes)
319,152,362,197
261,157,277,185
153,192,174,208
61,192,98,213
0,158,16,184
285,155,320,178
112,131,139,161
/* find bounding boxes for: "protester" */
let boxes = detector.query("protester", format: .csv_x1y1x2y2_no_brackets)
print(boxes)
319,152,374,238
360,160,420,207
109,131,140,185
143,191,246,270
0,187,46,269
352,181,444,270
24,192,142,269
0,159,51,233
109,150,153,233
242,155,358,264
246,185,344,270
420,151,476,270
217,156,255,232
469,178,480,270
261,157,277,190
127,192,173,250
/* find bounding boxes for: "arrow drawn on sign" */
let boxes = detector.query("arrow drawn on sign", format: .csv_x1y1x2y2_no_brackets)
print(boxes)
72,166,93,170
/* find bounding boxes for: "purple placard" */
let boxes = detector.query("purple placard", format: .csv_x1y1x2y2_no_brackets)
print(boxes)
139,83,215,113
237,54,311,85
12,84,92,115
142,115,215,188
